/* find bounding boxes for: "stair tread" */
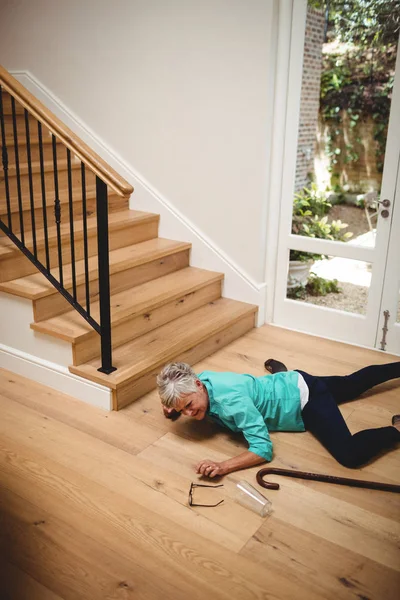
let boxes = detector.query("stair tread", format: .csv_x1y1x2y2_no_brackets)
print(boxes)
0,188,124,215
3,132,53,146
0,208,158,258
3,157,81,177
3,184,98,206
2,183,129,209
69,298,257,388
31,267,224,341
0,236,191,299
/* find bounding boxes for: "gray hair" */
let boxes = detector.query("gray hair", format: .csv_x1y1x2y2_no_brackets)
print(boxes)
157,362,198,407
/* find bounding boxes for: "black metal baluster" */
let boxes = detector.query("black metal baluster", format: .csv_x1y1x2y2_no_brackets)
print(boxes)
0,86,12,230
0,213,101,338
67,149,77,301
11,96,24,243
0,92,116,374
81,162,90,316
96,176,116,374
38,122,50,271
24,109,37,258
52,134,63,286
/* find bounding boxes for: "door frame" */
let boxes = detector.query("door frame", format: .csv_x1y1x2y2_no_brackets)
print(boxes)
377,160,400,354
269,0,400,350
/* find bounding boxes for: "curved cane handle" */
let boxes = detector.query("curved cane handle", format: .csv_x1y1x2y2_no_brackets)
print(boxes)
256,468,281,489
256,467,400,493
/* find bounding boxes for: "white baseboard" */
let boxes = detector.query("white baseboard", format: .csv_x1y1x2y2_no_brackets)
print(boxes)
0,342,112,410
266,321,400,358
11,70,266,326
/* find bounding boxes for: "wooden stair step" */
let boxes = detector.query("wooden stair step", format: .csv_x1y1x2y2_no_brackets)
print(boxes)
1,136,67,163
0,237,191,300
1,181,96,212
69,297,257,409
31,267,223,341
2,184,101,216
1,162,96,213
0,209,159,282
2,156,81,178
2,131,53,147
4,183,96,210
2,111,41,123
0,208,159,260
0,192,128,233
1,113,50,140
0,90,25,114
31,267,224,364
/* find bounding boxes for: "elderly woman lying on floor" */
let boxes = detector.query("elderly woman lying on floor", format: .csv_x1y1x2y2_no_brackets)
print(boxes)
157,360,400,478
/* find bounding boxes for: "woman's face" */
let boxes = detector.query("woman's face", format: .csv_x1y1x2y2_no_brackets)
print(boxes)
174,380,209,420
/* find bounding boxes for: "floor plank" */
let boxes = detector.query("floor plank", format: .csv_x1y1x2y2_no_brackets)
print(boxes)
0,434,305,600
0,559,64,600
0,485,170,600
0,323,399,599
241,518,400,600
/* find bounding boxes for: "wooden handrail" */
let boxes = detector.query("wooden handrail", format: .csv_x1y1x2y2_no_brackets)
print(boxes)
0,65,133,198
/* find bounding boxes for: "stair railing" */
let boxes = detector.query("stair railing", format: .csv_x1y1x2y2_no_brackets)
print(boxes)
0,66,133,374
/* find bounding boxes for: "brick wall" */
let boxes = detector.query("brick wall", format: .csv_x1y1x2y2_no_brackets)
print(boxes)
295,5,325,191
316,113,383,193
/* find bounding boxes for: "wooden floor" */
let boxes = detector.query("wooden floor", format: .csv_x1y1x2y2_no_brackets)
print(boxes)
0,324,399,600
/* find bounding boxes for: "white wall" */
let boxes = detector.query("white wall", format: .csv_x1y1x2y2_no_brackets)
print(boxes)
0,0,277,286
0,292,112,409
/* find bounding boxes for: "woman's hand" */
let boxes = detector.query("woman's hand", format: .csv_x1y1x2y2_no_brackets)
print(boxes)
196,459,226,478
162,405,180,419
195,451,266,478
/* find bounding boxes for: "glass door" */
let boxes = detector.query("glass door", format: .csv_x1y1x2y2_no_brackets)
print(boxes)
273,0,400,350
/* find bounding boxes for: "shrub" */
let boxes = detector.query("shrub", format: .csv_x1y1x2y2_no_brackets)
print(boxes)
287,274,342,299
290,184,353,262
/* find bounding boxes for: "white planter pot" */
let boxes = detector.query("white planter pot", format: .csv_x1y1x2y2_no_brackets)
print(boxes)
287,260,314,289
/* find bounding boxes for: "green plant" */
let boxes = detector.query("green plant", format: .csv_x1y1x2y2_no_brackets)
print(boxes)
287,274,342,299
316,0,399,184
310,1,400,47
355,197,366,208
290,184,353,262
321,46,395,179
306,273,341,296
302,215,352,240
304,2,399,189
289,250,322,263
292,183,332,222
287,285,308,299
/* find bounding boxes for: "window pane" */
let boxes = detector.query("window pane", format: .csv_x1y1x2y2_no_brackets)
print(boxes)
287,253,371,316
292,2,398,249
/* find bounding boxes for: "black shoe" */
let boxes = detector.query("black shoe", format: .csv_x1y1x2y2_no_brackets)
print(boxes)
264,358,288,374
392,414,400,427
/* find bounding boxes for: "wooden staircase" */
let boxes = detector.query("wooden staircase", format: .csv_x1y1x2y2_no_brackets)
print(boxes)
0,84,257,410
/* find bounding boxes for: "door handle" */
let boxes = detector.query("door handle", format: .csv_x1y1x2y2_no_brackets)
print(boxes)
378,199,391,218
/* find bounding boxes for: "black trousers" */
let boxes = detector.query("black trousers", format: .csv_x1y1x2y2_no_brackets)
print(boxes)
297,362,400,468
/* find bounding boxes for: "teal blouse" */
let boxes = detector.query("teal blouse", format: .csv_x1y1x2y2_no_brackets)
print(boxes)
198,370,305,461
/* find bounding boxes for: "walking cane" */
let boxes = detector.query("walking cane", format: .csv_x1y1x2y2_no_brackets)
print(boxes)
256,467,400,493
